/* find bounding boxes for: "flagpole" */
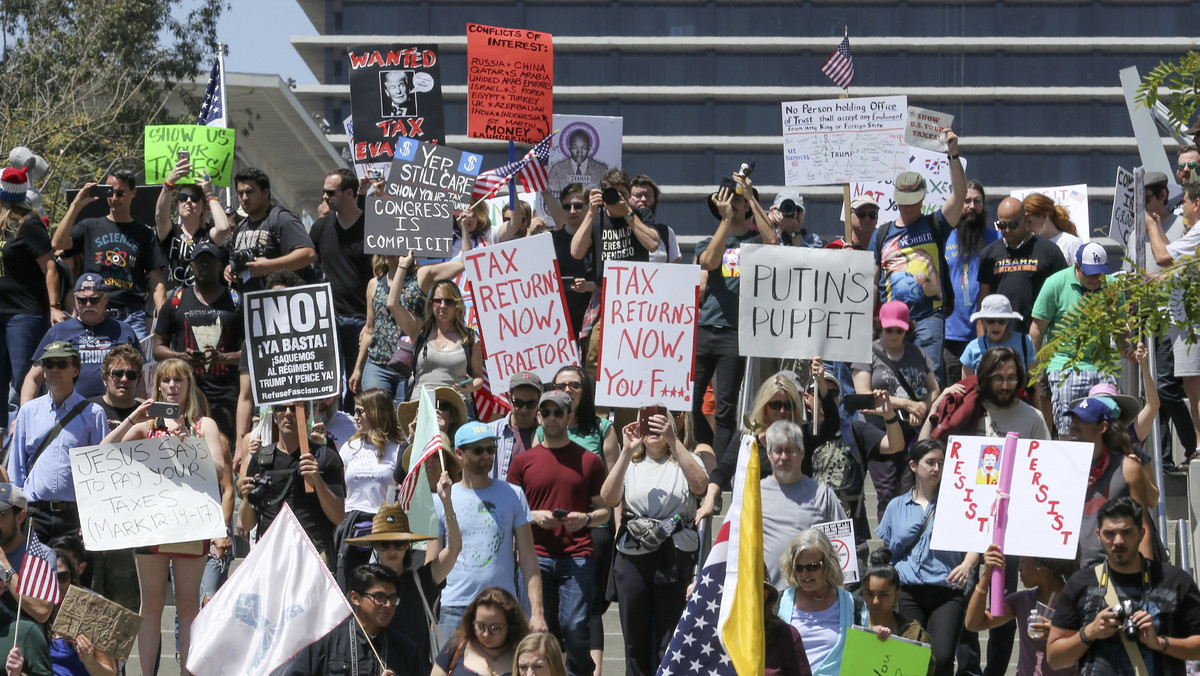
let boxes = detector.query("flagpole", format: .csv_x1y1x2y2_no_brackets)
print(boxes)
11,518,31,651
350,607,388,672
507,141,517,211
840,27,853,244
216,43,232,210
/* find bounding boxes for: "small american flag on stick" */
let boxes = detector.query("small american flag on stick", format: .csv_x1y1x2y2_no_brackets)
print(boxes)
820,33,855,90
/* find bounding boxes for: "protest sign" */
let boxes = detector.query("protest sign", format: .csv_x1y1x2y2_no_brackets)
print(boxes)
905,105,953,153
244,283,341,405
53,586,142,661
144,125,235,186
930,435,1092,559
815,519,859,584
781,95,907,186
1010,184,1091,239
738,244,874,363
364,137,483,257
595,262,698,410
346,43,444,164
70,437,226,551
850,147,968,223
466,24,553,144
343,114,391,181
1109,167,1136,258
840,627,932,676
463,233,578,394
547,114,622,194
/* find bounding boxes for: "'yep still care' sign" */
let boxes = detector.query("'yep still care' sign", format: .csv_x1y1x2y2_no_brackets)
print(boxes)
930,435,1092,559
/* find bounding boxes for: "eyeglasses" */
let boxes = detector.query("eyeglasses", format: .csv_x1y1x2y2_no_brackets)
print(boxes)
109,369,141,380
1179,161,1198,170
794,560,824,572
766,400,793,412
42,359,72,370
353,407,366,416
474,622,507,635
994,219,1022,231
554,381,582,392
539,407,567,419
768,444,802,457
466,444,498,457
76,295,104,306
854,209,879,219
373,541,409,551
272,404,301,414
361,592,401,607
510,397,538,410
563,203,585,212
430,298,455,306
177,193,203,203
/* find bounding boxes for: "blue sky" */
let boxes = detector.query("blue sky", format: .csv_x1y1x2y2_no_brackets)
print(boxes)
216,0,319,85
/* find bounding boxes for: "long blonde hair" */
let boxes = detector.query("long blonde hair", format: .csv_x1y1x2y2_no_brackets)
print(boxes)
152,358,207,429
745,375,802,434
0,203,31,237
351,388,403,459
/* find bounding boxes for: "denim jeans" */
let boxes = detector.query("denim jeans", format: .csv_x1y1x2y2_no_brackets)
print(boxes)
538,556,594,676
438,605,466,640
0,312,47,427
361,359,407,407
336,316,367,411
199,551,229,602
111,307,149,342
912,313,945,387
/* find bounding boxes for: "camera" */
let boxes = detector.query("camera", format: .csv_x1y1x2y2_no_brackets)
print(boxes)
1111,600,1140,641
779,199,798,217
247,475,271,509
230,248,256,273
601,187,622,206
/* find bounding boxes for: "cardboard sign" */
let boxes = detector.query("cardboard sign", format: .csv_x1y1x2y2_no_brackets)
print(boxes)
738,245,875,363
346,44,444,164
364,138,483,257
850,147,968,223
144,125,235,187
1110,166,1137,255
930,435,1092,559
70,437,226,551
782,95,908,186
53,586,142,661
840,627,932,676
546,114,622,195
463,233,578,393
905,105,953,153
595,262,698,410
1010,184,1091,239
466,24,553,144
815,519,859,584
244,283,341,405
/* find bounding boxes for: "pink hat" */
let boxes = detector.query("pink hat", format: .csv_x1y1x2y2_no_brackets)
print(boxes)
879,301,910,331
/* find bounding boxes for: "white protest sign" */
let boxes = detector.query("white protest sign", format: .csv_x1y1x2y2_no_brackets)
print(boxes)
782,95,908,186
930,435,1092,559
905,105,953,153
815,519,858,584
737,244,874,363
595,261,698,409
1109,167,1136,256
849,147,967,224
463,232,579,394
71,437,226,551
1010,184,1091,239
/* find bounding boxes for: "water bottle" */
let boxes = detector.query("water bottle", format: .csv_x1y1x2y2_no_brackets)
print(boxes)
656,514,682,539
1027,608,1046,640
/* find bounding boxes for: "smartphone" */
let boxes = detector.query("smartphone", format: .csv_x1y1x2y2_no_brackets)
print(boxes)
147,402,180,419
560,276,577,286
367,169,383,180
601,187,622,205
191,349,207,361
90,184,114,198
552,508,569,520
178,149,190,163
844,393,878,412
638,405,667,436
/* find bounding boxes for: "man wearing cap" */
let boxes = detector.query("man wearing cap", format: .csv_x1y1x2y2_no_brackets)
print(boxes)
153,240,243,442
871,129,966,385
429,420,547,637
0,483,59,627
977,196,1067,336
944,180,1002,384
52,169,167,340
8,342,108,544
20,273,140,404
490,371,548,482
507,390,609,676
1030,242,1120,436
838,194,882,250
768,189,822,248
629,174,681,264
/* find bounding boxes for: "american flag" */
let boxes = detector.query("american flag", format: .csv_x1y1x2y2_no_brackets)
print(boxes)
17,530,60,605
656,522,735,676
399,431,443,510
197,57,228,127
472,159,524,202
471,133,556,201
820,34,855,90
456,277,510,422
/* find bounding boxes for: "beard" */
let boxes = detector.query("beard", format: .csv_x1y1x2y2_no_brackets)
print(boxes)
957,210,988,257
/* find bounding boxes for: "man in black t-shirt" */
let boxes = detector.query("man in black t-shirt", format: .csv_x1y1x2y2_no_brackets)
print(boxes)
977,197,1067,334
1049,497,1200,675
87,344,143,431
53,169,168,340
550,184,597,345
227,168,316,293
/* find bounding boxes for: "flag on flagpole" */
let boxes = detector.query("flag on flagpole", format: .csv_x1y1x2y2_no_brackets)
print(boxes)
399,387,443,537
186,505,352,676
16,530,60,605
717,435,764,675
656,521,735,676
471,133,556,201
197,56,228,127
820,33,855,90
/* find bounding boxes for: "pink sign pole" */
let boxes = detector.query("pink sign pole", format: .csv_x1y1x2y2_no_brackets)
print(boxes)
990,431,1020,616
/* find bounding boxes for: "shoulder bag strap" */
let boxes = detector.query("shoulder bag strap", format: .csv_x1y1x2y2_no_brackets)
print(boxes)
874,343,921,401
412,567,446,656
894,503,936,563
27,400,90,474
1093,563,1150,676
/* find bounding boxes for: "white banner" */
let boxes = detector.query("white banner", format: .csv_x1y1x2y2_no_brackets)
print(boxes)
905,105,953,153
930,435,1092,559
737,245,874,363
71,437,226,551
782,95,907,186
464,232,579,394
1010,184,1091,240
849,147,967,224
595,261,698,410
814,519,859,584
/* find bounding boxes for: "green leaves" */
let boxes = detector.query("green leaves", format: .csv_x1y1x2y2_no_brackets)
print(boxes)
1137,52,1200,130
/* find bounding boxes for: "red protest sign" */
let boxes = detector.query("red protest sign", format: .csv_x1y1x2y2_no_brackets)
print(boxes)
466,24,553,144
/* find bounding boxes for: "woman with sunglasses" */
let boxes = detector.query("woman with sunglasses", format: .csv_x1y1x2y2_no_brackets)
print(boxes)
777,528,858,676
602,406,707,676
154,157,232,290
390,278,483,406
334,388,404,590
433,587,530,676
103,358,234,676
550,184,598,345
47,543,117,676
876,439,976,676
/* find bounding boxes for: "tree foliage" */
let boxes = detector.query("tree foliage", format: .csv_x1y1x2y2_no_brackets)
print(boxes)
1137,51,1200,131
0,0,226,219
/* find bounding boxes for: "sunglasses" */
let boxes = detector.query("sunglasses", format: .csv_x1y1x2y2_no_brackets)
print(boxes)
373,541,409,551
176,193,204,203
854,210,879,219
794,560,824,572
509,397,538,410
272,404,302,414
436,400,456,413
109,369,141,380
983,318,1008,326
767,400,793,412
430,298,455,306
353,407,366,416
994,219,1022,231
1179,161,1198,170
563,203,585,212
466,444,498,457
554,381,583,392
42,359,73,370
322,188,342,197
76,295,104,306
539,407,567,419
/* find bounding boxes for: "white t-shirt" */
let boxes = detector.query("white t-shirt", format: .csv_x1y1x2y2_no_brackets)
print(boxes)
618,453,700,555
1048,231,1083,264
434,480,533,606
339,438,401,513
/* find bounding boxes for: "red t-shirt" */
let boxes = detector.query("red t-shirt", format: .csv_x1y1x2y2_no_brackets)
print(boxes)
507,441,607,559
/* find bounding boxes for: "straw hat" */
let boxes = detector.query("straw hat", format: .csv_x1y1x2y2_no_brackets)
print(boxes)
397,386,468,434
343,502,436,544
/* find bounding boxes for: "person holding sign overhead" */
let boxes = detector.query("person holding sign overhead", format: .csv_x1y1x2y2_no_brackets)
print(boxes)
101,357,234,676
154,156,232,290
389,279,483,406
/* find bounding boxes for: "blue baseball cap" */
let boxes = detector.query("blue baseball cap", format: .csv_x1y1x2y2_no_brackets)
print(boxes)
454,421,498,448
1067,397,1113,424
